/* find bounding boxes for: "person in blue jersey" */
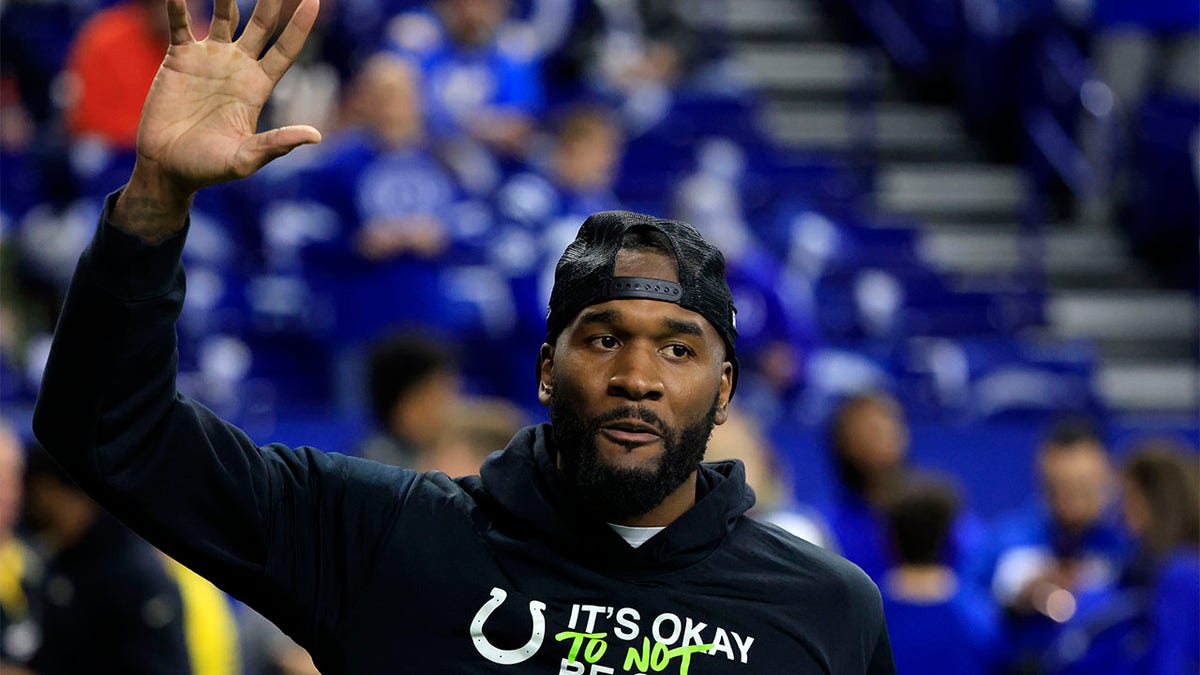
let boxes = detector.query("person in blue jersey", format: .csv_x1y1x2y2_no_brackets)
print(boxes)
487,105,623,404
290,52,473,404
968,420,1130,673
386,0,542,158
881,477,1000,675
30,0,896,670
1119,441,1199,675
822,391,986,583
671,138,820,426
1044,439,1200,675
495,105,623,229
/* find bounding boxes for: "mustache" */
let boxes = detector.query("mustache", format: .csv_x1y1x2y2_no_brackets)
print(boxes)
590,405,668,436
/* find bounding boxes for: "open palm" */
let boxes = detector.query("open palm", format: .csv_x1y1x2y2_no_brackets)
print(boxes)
136,0,321,194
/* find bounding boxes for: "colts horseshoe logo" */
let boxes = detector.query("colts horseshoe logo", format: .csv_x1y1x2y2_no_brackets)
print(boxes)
470,587,547,665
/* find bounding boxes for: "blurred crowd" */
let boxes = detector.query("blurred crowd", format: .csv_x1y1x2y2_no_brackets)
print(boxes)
2,376,1198,673
0,0,1197,672
2,0,788,422
1,0,1196,424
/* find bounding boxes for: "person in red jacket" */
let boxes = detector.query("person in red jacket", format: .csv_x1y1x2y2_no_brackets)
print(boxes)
63,0,207,147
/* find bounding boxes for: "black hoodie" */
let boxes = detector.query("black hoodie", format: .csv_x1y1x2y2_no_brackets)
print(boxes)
33,192,895,674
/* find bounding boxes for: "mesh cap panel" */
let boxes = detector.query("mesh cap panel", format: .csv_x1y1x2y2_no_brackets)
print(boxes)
545,210,738,393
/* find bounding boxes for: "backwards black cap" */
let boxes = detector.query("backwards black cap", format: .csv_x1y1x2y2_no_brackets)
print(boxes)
545,210,739,394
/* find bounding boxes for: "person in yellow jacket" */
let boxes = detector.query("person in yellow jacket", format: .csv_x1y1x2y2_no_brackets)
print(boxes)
162,554,241,675
0,420,40,672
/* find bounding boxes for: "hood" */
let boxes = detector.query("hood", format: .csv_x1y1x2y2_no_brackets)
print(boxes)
472,423,756,575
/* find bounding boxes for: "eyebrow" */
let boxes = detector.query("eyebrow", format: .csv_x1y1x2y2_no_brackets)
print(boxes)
578,309,704,339
578,309,620,326
664,318,704,338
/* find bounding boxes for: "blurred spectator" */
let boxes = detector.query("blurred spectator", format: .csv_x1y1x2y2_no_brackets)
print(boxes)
386,0,542,158
481,104,622,404
1043,439,1200,674
492,104,622,306
673,138,819,424
12,153,96,335
0,420,41,671
59,0,219,199
0,177,35,404
62,0,166,149
823,391,909,578
544,104,623,212
163,554,241,675
21,443,193,674
495,104,622,233
822,391,985,582
1119,441,1198,674
540,0,731,129
335,54,453,264
418,395,526,475
359,331,462,468
0,77,41,228
0,0,86,128
257,0,345,138
288,53,477,406
705,409,835,549
969,420,1130,672
881,477,1000,675
1080,0,1199,228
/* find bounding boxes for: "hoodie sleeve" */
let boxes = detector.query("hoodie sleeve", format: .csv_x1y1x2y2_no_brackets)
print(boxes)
32,189,416,653
866,618,896,675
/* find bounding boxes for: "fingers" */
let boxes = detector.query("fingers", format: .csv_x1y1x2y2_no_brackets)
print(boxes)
259,0,318,82
235,125,322,175
236,0,282,57
209,0,240,43
166,0,196,46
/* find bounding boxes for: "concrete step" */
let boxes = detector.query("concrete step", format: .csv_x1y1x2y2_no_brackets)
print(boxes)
876,164,1024,221
1047,290,1199,341
1041,228,1157,289
916,225,1134,277
763,102,977,159
733,44,894,99
1093,336,1198,361
721,0,834,40
1043,264,1159,291
1098,362,1199,411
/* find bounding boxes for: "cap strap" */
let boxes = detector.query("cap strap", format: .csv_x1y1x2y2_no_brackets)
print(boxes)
606,277,683,303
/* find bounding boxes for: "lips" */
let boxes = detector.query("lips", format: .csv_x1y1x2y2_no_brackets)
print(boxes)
599,419,662,446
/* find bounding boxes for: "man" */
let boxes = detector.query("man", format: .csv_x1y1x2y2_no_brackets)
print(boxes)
289,55,470,406
32,0,895,671
20,444,193,674
968,420,1129,672
881,477,999,675
0,420,40,671
387,0,541,157
823,391,985,582
358,331,461,468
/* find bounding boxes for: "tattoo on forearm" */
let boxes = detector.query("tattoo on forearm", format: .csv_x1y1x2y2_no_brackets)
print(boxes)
114,194,192,243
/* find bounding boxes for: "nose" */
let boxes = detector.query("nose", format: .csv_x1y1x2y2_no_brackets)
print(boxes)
607,345,664,402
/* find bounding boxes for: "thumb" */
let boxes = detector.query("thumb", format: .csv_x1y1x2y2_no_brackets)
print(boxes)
237,124,323,175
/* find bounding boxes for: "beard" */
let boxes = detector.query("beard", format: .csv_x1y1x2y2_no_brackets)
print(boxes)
548,383,720,523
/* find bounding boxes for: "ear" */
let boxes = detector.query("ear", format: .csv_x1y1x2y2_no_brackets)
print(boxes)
537,343,555,406
713,360,733,425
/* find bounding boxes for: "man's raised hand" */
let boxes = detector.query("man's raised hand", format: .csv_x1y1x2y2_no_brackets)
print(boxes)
114,0,321,242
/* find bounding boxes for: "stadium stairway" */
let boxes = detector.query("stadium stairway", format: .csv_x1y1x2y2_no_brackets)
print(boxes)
722,0,1199,415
